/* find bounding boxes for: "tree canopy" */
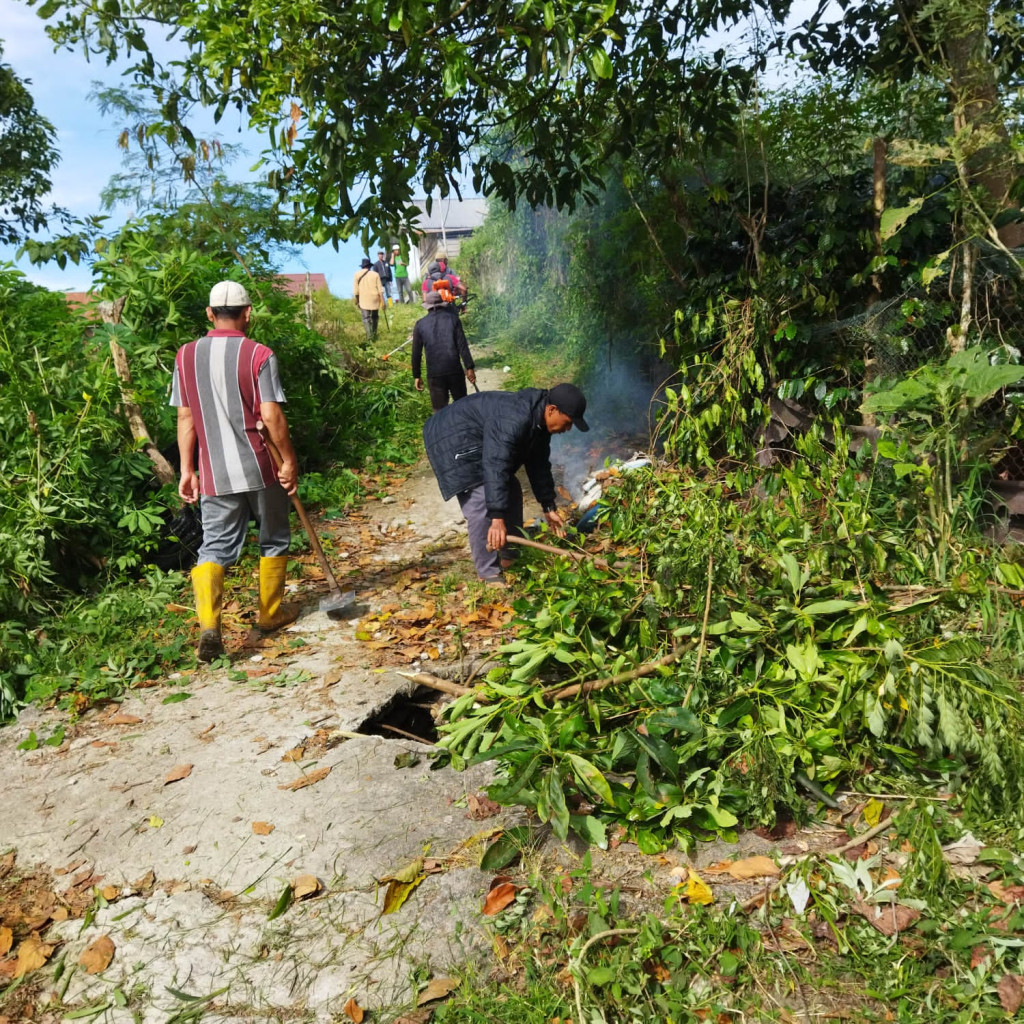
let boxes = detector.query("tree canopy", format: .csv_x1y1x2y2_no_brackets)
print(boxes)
0,41,64,245
30,0,797,244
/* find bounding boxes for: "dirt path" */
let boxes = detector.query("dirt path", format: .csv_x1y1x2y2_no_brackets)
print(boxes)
0,362,547,1022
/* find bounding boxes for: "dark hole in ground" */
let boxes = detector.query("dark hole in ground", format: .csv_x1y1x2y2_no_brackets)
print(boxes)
358,686,442,744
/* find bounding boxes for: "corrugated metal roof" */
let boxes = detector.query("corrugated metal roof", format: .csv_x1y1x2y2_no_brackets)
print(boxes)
412,197,488,233
275,273,329,296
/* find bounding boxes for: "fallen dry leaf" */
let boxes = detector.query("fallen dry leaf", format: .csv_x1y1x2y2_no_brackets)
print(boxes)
466,793,502,820
0,851,16,879
941,832,984,866
390,1010,433,1024
14,934,53,978
99,885,120,901
164,764,193,785
110,713,142,726
342,996,364,1023
704,856,780,880
79,935,115,974
132,869,155,890
998,974,1023,1015
482,882,519,916
417,977,461,1005
292,874,320,899
278,765,332,791
987,879,1024,905
851,900,921,936
0,926,12,956
281,746,305,762
252,822,275,836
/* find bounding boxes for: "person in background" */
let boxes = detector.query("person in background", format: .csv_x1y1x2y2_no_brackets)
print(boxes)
422,383,589,583
436,255,467,300
412,291,476,411
373,249,394,306
353,257,384,340
171,280,300,662
391,243,413,304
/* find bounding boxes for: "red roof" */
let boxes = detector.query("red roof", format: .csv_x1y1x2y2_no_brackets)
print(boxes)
275,273,329,297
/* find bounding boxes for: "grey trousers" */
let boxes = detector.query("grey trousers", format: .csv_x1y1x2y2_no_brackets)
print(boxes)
360,307,379,338
457,478,522,579
198,485,291,566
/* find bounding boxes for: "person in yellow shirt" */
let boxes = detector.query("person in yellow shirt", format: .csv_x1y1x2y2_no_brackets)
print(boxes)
353,257,385,339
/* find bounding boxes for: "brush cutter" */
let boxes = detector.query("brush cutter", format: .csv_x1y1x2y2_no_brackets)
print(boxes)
258,424,357,618
381,336,412,361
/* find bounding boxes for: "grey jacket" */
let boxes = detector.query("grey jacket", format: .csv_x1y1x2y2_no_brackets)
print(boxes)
422,388,557,518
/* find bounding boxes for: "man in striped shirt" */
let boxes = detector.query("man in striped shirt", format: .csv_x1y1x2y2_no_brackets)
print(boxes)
171,280,299,662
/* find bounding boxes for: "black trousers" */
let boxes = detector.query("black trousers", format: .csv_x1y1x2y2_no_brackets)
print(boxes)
427,372,468,411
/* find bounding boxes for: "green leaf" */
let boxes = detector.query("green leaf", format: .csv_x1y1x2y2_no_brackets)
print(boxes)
17,730,39,751
267,884,293,920
161,692,192,704
730,610,763,632
480,826,534,871
546,770,570,841
707,804,738,828
569,814,608,849
588,47,613,79
880,198,924,241
633,730,679,780
566,753,614,806
801,600,860,616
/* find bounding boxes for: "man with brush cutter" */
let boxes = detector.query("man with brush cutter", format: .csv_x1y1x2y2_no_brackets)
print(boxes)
422,383,590,583
412,290,477,411
171,281,301,662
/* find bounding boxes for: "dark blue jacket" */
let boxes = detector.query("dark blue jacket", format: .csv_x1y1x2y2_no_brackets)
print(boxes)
411,307,474,379
422,388,557,518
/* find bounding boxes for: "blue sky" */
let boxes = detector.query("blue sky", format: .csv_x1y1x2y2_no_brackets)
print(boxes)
0,0,366,295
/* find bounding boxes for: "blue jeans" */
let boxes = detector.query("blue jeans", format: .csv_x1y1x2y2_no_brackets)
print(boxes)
198,486,291,566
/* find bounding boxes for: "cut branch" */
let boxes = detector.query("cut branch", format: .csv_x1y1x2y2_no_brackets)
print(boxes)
542,643,692,702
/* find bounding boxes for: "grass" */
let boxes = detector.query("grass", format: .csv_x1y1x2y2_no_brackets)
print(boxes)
419,802,1024,1023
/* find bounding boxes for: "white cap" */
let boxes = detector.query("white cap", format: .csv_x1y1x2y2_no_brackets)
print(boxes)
209,280,251,307
392,244,400,250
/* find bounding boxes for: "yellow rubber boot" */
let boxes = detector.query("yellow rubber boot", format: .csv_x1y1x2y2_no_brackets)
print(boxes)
258,556,300,632
191,562,225,662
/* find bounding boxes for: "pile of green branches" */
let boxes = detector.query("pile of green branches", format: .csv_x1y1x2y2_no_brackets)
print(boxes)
437,430,1024,850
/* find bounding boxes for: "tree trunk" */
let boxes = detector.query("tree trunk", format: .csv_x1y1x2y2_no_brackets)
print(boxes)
99,297,177,486
944,4,1024,249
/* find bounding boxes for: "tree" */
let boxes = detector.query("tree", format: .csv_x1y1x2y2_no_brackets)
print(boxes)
797,0,1024,251
29,0,795,243
0,40,64,244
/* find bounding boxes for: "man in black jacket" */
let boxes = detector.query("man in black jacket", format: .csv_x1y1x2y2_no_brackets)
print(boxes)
423,384,589,581
373,250,394,305
412,291,477,410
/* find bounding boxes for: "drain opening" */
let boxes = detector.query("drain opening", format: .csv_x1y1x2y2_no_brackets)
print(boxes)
358,686,442,744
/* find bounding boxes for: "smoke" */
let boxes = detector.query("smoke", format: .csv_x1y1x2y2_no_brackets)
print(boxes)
550,347,672,501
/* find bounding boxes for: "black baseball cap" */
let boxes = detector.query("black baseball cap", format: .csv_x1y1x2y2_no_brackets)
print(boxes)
548,383,590,432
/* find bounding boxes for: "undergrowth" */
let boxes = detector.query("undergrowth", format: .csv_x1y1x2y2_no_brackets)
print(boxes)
429,804,1024,1023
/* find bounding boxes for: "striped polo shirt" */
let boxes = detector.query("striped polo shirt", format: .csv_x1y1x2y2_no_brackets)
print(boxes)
170,330,286,497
